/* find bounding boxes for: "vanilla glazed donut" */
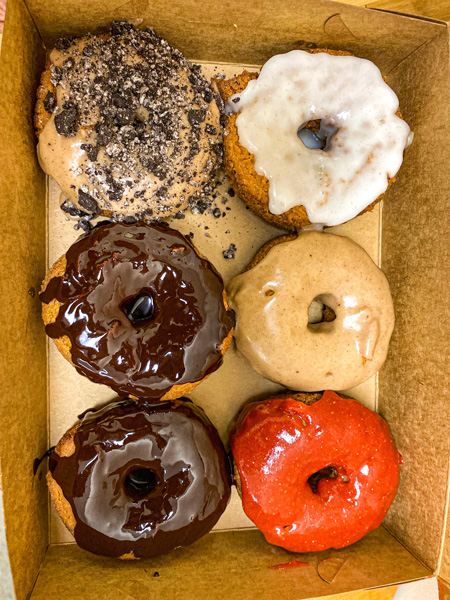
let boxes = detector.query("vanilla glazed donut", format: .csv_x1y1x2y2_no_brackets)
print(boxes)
47,397,232,558
216,49,412,229
227,231,394,391
230,390,402,552
35,21,222,221
39,221,234,399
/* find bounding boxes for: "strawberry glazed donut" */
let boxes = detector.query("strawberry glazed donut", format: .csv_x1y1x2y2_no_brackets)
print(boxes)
230,391,402,552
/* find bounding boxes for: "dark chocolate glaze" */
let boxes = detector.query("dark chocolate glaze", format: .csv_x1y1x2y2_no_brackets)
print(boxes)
33,446,55,476
40,222,234,398
48,397,232,558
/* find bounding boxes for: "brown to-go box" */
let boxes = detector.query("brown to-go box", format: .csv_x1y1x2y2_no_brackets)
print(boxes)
0,0,449,598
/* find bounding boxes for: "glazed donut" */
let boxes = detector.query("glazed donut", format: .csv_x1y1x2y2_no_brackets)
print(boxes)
227,231,394,391
216,49,411,229
35,21,222,221
47,397,232,558
40,221,234,399
230,390,402,552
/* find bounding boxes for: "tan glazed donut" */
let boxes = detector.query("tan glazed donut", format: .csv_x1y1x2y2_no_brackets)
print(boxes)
227,231,395,391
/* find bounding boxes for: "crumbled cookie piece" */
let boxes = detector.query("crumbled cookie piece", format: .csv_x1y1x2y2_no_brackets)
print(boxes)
43,92,56,114
54,105,77,136
78,189,99,214
223,243,237,259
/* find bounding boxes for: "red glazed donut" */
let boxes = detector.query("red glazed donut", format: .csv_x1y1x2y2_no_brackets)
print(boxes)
230,390,402,552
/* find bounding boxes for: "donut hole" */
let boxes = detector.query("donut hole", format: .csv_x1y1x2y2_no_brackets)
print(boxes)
123,290,155,324
124,468,158,500
297,120,338,151
308,295,336,330
307,466,338,494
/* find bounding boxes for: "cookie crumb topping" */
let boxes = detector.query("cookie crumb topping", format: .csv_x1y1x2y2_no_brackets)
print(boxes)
38,22,223,220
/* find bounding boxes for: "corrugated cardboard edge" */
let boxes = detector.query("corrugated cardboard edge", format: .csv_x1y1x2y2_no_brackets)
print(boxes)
0,0,48,599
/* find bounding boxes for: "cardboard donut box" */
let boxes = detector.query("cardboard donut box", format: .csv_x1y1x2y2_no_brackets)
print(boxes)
0,0,449,598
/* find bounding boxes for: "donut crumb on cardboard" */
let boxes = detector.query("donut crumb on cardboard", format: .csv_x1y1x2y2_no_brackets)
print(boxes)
223,243,237,259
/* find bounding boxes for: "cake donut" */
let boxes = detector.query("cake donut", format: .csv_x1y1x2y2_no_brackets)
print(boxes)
47,397,232,558
230,390,402,552
35,21,222,221
216,49,412,229
227,231,394,391
40,221,234,399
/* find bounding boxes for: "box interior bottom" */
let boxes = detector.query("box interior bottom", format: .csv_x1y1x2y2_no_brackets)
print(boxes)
40,58,430,598
47,60,383,544
29,527,430,600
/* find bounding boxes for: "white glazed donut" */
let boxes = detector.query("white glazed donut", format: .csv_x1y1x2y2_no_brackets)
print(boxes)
227,231,395,391
228,50,412,227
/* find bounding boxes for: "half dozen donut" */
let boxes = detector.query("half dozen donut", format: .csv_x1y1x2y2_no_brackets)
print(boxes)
36,22,409,559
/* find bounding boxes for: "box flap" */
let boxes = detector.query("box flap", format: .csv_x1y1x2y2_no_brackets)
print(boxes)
0,0,48,598
25,0,444,72
380,25,450,572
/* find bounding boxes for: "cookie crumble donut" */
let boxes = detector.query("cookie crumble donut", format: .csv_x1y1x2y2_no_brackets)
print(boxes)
230,390,402,552
48,397,232,558
216,49,411,229
40,221,234,399
227,231,394,391
35,21,223,221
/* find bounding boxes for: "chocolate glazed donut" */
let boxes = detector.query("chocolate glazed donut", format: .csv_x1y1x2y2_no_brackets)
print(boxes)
47,397,232,558
39,221,234,398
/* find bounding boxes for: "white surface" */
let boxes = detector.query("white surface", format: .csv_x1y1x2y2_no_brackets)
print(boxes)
0,488,15,600
394,576,438,599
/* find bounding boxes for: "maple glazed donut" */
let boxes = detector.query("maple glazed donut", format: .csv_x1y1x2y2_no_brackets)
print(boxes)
230,390,402,552
35,21,222,221
39,221,234,399
227,231,394,391
47,397,232,558
216,49,412,229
